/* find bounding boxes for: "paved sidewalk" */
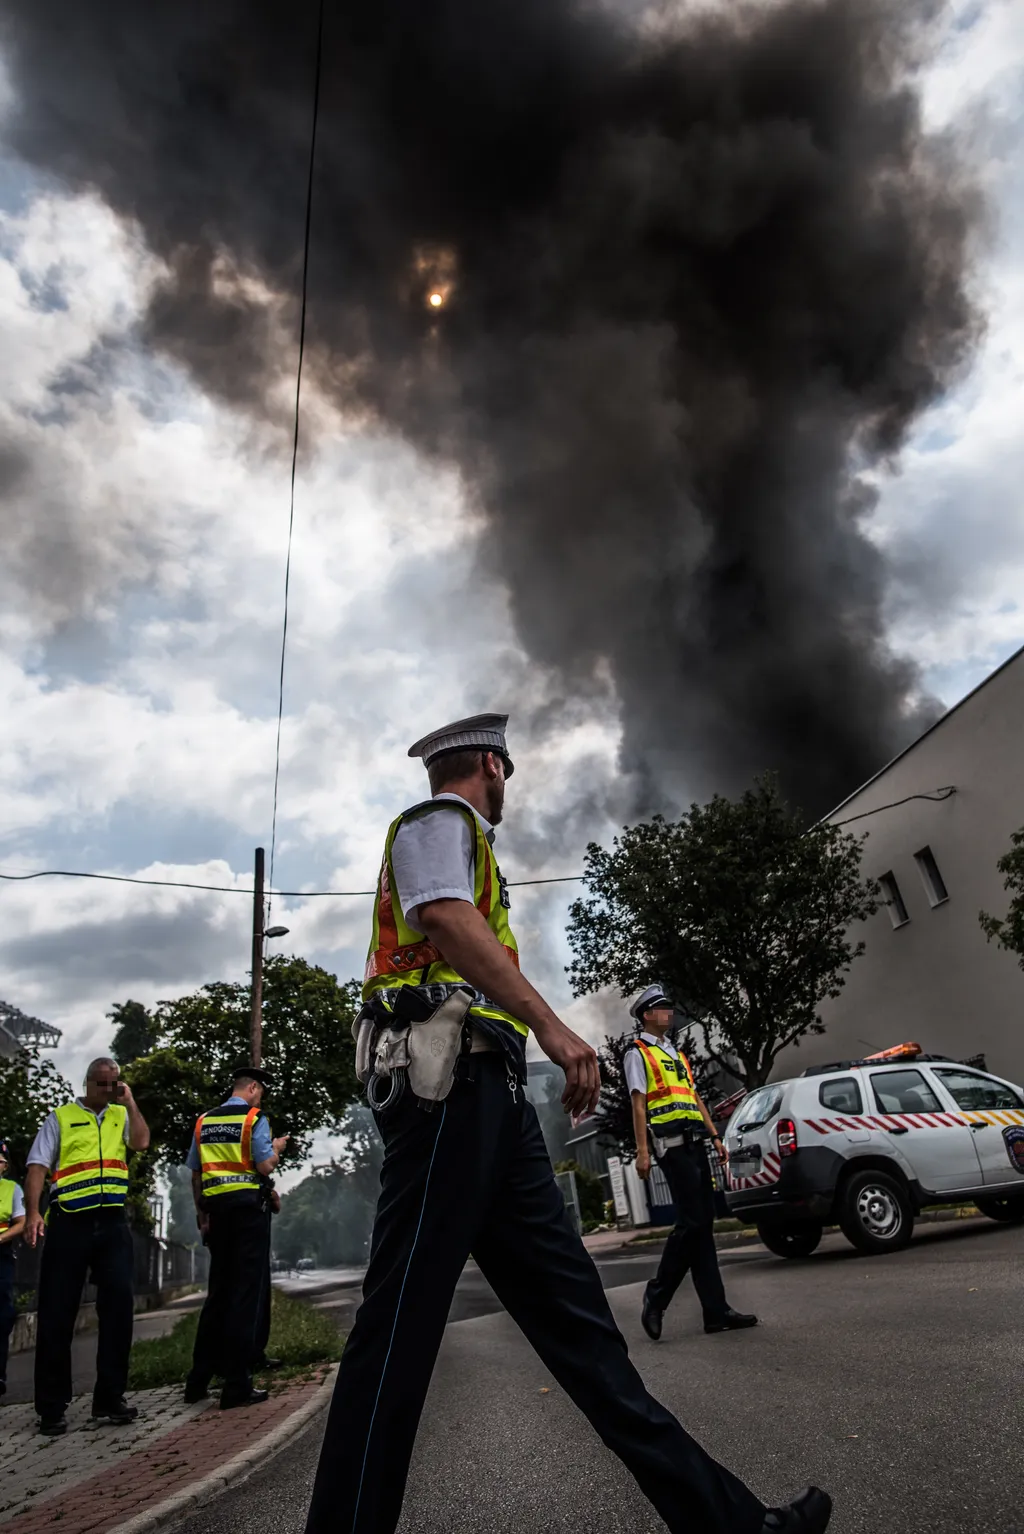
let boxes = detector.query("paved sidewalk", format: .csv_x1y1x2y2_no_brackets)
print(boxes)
0,1373,332,1534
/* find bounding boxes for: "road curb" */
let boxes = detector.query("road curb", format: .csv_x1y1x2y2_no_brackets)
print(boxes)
106,1366,337,1534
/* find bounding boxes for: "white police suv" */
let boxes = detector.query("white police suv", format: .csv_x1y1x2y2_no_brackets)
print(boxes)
723,1043,1024,1256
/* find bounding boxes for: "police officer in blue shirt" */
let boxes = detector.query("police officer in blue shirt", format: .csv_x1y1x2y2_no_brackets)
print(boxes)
184,1065,287,1409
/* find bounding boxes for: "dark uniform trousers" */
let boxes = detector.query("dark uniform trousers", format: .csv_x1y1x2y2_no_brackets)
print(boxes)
35,1208,134,1417
647,1141,728,1319
190,1198,271,1397
305,1054,765,1534
0,1256,16,1383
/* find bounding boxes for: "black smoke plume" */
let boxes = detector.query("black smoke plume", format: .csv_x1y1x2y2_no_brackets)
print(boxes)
0,0,980,814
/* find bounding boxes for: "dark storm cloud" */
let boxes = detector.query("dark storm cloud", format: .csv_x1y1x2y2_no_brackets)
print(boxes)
0,0,982,814
0,903,245,987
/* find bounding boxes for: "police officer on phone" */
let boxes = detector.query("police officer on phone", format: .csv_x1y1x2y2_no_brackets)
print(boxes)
625,986,758,1343
184,1064,288,1409
303,714,831,1534
23,1057,150,1435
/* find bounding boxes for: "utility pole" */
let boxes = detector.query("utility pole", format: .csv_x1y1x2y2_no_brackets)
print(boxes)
250,847,265,1067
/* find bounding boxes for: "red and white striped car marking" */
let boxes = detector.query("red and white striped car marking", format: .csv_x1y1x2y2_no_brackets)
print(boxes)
802,1113,967,1134
729,1150,782,1192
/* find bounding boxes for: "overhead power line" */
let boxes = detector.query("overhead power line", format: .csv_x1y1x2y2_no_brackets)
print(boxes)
267,0,326,914
0,868,582,896
0,786,957,902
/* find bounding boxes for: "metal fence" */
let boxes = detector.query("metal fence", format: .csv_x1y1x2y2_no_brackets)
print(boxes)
12,1229,208,1310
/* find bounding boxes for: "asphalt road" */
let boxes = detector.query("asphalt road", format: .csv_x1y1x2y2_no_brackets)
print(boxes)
169,1217,1024,1534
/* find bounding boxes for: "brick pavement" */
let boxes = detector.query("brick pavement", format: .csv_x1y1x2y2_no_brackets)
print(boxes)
0,1374,329,1534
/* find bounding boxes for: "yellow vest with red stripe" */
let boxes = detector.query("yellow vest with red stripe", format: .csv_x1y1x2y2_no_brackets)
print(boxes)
364,800,527,1037
638,1041,703,1130
53,1103,129,1213
194,1105,262,1200
0,1179,15,1233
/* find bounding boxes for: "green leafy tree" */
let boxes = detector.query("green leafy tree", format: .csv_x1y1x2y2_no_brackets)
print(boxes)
123,956,362,1173
0,1046,74,1173
273,1103,384,1268
980,828,1024,966
108,1000,158,1066
567,777,879,1091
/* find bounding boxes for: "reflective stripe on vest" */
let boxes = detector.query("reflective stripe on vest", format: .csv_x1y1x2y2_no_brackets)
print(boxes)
53,1103,129,1212
363,800,527,1037
639,1042,703,1128
194,1107,261,1198
0,1180,14,1233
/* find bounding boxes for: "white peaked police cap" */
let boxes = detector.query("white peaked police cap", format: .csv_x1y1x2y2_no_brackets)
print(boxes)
629,984,673,1021
407,713,514,776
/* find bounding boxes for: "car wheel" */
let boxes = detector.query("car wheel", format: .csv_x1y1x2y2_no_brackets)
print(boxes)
838,1169,913,1254
975,1196,1024,1223
756,1222,823,1259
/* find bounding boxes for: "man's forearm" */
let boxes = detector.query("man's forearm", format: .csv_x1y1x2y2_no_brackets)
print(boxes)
125,1100,150,1151
417,900,563,1033
24,1164,46,1219
631,1092,648,1153
696,1093,719,1139
0,1217,25,1244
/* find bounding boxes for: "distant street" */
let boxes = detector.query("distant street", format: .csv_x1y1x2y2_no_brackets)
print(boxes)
170,1216,1024,1534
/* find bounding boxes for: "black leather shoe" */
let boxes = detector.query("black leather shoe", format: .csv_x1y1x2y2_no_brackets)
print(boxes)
641,1284,663,1341
762,1486,833,1532
38,1415,68,1436
220,1388,269,1410
704,1307,759,1333
256,1355,284,1371
183,1377,210,1404
92,1399,139,1426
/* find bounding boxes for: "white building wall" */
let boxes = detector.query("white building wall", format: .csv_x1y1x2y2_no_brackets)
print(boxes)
773,645,1024,1087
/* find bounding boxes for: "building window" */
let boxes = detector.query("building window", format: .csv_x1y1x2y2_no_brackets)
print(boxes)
878,871,909,928
914,846,949,907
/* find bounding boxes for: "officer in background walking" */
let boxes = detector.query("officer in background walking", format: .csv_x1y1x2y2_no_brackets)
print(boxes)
625,986,758,1343
185,1065,288,1409
0,1140,26,1398
304,714,830,1534
24,1057,150,1435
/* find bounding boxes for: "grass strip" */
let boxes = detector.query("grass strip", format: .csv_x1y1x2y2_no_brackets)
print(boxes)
128,1286,343,1391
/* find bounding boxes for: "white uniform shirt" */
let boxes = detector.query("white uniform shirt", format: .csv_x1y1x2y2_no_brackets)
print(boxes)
624,1033,684,1097
27,1100,130,1171
390,793,494,928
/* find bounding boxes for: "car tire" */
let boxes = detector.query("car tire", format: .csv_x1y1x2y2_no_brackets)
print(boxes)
838,1169,914,1254
756,1222,823,1259
975,1196,1024,1223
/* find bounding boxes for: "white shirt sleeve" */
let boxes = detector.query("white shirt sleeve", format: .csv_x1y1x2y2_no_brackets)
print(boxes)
624,1046,648,1097
11,1185,25,1218
26,1112,61,1170
391,806,476,927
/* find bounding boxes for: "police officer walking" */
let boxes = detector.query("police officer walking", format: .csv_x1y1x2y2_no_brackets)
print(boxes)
624,986,758,1342
0,1139,26,1398
24,1057,150,1435
304,714,831,1534
184,1065,288,1409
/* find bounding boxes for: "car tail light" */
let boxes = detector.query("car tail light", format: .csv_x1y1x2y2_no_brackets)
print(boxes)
776,1118,798,1157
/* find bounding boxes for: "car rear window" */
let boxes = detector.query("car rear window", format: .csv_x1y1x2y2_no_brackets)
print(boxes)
734,1085,783,1131
871,1068,942,1115
819,1076,863,1115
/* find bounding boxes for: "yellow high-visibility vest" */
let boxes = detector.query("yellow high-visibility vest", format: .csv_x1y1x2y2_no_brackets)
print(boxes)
194,1105,262,1200
638,1042,703,1130
364,800,526,1037
52,1103,129,1213
0,1179,15,1232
